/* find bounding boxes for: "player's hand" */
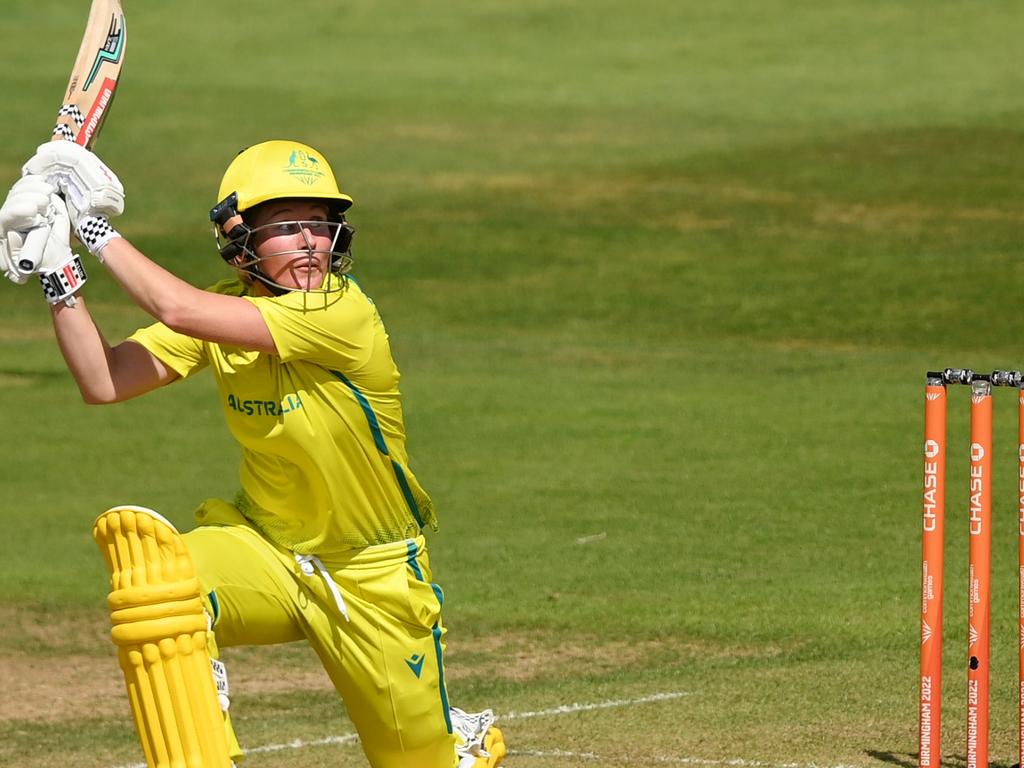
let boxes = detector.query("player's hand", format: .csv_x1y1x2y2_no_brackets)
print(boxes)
36,193,88,305
0,176,60,284
22,141,125,228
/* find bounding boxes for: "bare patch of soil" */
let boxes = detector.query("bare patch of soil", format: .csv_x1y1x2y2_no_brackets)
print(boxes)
1,608,778,723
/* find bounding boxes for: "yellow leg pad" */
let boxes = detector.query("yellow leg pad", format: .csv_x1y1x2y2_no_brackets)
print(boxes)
94,505,232,768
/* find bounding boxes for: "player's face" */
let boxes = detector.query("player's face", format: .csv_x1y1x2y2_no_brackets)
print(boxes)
249,200,335,291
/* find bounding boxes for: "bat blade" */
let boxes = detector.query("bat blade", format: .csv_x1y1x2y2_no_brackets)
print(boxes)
52,0,127,148
16,0,127,273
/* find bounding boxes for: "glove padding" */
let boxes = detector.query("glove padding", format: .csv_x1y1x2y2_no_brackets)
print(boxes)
35,192,88,305
22,141,124,228
0,176,61,284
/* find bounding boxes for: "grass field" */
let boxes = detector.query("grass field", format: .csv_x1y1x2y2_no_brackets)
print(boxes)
2,1,1024,766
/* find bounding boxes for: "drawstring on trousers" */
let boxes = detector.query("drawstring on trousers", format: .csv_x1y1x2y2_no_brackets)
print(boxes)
295,553,351,622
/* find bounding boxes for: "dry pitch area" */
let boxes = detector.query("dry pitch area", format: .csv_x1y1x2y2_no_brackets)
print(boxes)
0,604,922,767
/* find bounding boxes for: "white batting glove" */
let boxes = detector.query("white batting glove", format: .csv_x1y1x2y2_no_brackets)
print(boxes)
22,141,125,229
37,193,88,305
0,176,60,284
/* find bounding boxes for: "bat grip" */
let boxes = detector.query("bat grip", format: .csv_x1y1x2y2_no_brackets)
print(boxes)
18,225,50,273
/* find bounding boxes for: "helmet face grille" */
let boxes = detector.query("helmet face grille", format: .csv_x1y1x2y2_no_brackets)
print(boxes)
213,217,355,295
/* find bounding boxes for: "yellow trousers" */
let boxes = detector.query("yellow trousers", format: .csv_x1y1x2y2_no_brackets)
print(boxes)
185,499,457,768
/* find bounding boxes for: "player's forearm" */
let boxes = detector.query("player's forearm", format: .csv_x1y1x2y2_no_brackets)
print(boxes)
50,294,176,403
50,296,122,404
95,237,208,329
96,237,275,352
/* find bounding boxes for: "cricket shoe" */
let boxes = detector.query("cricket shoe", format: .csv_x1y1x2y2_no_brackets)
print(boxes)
451,707,507,767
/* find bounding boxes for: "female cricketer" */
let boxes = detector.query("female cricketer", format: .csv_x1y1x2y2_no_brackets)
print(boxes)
0,139,506,768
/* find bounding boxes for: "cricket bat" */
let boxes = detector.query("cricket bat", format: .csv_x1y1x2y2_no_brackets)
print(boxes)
18,0,126,271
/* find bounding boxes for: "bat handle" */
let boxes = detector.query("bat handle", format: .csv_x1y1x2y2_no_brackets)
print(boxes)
18,225,50,273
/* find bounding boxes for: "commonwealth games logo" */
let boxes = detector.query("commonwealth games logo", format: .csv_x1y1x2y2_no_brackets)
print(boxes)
284,149,326,186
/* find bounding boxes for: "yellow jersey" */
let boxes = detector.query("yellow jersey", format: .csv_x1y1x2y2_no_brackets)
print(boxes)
128,275,436,554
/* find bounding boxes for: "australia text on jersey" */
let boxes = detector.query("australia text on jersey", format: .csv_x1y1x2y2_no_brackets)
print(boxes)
226,393,303,417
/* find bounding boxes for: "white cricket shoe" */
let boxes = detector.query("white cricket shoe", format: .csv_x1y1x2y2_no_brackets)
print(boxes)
451,707,507,767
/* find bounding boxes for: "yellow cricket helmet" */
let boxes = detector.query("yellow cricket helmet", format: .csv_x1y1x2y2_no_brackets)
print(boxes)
215,140,353,214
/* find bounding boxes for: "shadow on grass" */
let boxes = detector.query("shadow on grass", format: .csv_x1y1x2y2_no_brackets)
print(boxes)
864,750,914,767
866,750,1021,768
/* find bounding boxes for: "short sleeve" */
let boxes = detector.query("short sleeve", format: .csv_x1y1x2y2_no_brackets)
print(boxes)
245,283,376,372
128,322,208,379
126,277,250,378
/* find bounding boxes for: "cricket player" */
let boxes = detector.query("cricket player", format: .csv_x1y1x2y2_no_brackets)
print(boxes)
0,140,506,768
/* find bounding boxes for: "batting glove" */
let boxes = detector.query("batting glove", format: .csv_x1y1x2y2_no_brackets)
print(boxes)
22,141,125,230
0,176,61,284
36,193,88,306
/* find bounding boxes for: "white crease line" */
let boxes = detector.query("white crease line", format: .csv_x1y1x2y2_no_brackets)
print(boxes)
110,690,702,768
246,733,361,754
502,690,690,720
510,750,868,768
110,735,362,768
504,696,869,768
110,689,869,768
